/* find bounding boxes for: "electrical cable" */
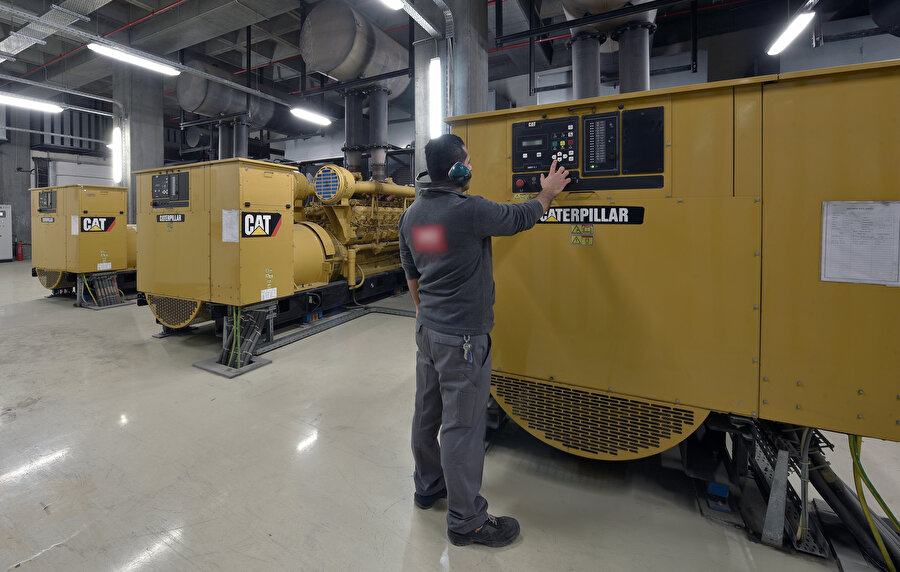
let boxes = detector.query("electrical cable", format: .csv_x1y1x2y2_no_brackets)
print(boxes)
797,427,813,541
236,306,242,368
852,435,900,535
851,435,896,572
228,305,238,368
81,273,98,306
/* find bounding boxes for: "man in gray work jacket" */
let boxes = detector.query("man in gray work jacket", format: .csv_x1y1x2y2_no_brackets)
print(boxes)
398,133,570,547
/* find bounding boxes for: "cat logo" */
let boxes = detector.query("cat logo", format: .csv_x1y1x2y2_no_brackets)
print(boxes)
241,212,282,238
81,217,116,232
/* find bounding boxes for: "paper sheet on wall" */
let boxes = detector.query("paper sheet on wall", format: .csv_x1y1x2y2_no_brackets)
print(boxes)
222,209,239,243
821,201,900,286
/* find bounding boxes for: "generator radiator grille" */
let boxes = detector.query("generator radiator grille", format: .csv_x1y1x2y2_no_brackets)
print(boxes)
36,269,72,290
314,166,340,202
147,295,205,329
492,373,705,460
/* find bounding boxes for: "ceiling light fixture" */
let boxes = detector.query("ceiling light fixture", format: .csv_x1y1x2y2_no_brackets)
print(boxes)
767,11,816,56
380,0,404,10
111,126,123,184
290,107,332,126
87,43,180,76
428,57,443,139
0,93,63,113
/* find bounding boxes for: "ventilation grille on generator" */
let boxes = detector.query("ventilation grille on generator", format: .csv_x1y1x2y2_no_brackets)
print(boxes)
492,373,703,459
147,295,203,329
36,269,71,290
315,166,340,202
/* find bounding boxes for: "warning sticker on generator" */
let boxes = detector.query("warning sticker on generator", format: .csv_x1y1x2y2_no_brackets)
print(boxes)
570,223,594,247
539,206,644,224
41,217,54,223
97,262,112,271
260,287,277,301
570,235,594,246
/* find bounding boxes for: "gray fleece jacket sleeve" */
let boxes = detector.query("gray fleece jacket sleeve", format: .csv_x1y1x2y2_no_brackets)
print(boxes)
398,213,420,280
471,197,544,238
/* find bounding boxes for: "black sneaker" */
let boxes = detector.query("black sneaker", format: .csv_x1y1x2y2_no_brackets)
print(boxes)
447,515,520,547
414,488,447,509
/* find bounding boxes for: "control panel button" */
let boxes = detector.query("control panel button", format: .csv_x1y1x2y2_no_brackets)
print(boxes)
515,179,525,189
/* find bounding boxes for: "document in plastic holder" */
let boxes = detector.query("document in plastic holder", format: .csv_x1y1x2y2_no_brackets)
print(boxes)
821,201,900,286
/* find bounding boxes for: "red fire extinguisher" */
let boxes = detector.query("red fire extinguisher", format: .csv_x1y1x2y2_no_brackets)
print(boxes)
15,241,24,261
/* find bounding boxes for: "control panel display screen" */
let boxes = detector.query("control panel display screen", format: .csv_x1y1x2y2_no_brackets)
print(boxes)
512,116,579,172
582,112,619,175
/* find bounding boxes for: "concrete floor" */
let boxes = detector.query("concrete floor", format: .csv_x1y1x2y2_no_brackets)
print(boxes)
1,259,897,571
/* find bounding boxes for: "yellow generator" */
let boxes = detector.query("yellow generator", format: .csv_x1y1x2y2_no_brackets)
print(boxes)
135,158,413,374
450,61,899,561
30,184,137,308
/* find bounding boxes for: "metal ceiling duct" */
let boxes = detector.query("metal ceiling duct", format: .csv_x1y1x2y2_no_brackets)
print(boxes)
176,59,300,134
562,0,657,96
298,0,410,99
0,0,113,64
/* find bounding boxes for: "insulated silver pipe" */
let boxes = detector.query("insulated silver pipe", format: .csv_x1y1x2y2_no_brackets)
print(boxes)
343,91,365,173
233,119,249,159
368,88,390,181
616,24,652,93
218,123,233,160
570,33,605,99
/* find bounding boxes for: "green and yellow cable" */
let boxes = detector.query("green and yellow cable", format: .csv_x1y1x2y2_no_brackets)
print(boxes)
852,435,900,534
236,306,242,368
81,274,98,306
850,435,896,572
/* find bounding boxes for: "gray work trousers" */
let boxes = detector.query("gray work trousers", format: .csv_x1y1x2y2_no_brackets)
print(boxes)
411,322,492,534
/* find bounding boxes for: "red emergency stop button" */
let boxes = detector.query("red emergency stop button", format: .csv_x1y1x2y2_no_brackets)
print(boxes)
515,179,525,189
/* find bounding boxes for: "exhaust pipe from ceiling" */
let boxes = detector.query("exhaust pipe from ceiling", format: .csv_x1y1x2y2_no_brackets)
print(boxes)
368,87,390,182
300,0,407,180
561,0,657,96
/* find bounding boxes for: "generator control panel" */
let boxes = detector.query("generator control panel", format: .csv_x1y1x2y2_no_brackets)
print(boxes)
512,116,579,172
151,172,190,208
509,106,665,193
37,190,57,213
0,204,11,262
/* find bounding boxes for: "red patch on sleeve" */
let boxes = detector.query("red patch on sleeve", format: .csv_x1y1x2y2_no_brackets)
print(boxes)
411,224,448,254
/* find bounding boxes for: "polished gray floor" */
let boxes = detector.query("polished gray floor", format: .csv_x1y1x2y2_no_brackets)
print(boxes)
1,260,896,571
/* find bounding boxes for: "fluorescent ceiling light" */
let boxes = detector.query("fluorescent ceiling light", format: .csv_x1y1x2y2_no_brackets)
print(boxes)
380,0,404,9
111,126,123,184
767,12,816,56
428,57,443,139
290,107,332,126
0,93,63,113
87,43,180,76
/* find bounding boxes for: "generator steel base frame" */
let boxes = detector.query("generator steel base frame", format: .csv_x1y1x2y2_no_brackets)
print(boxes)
138,269,409,377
